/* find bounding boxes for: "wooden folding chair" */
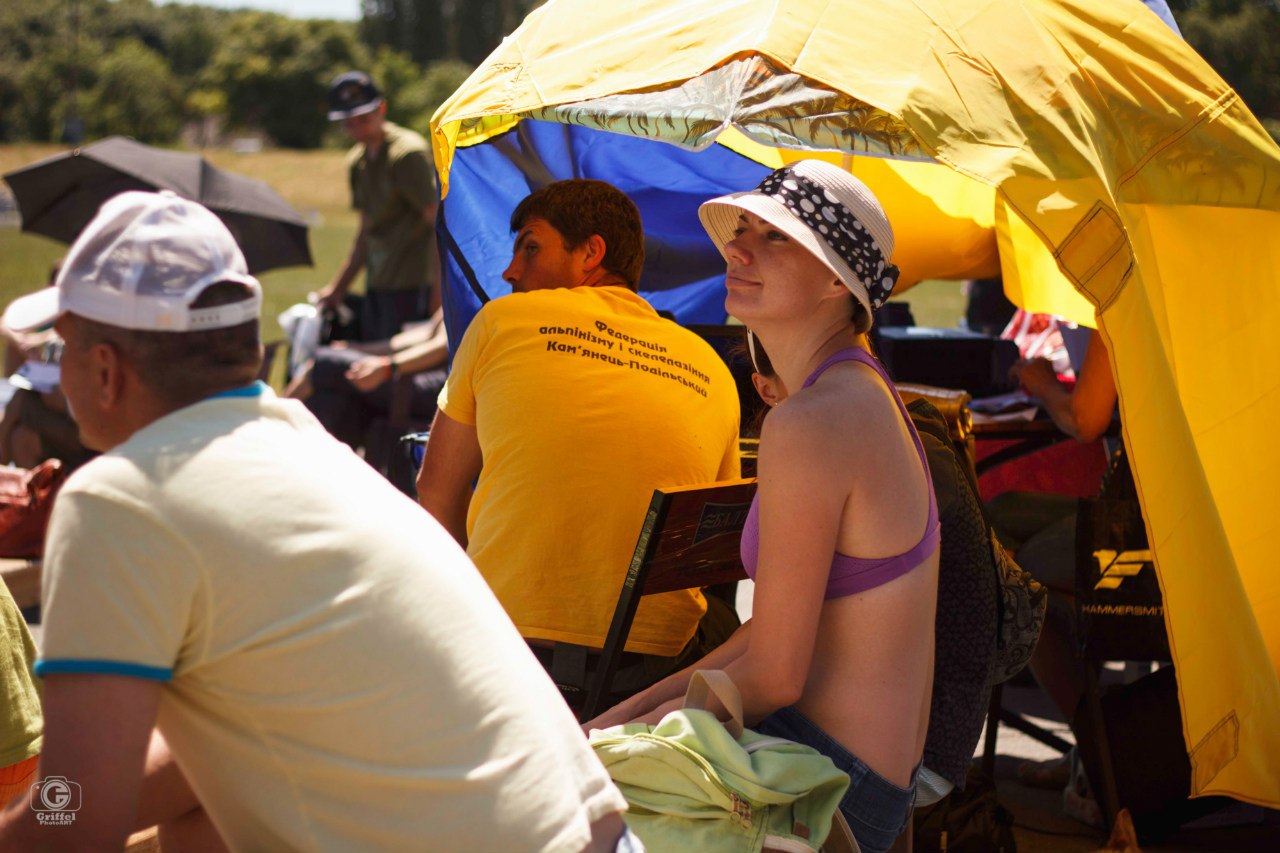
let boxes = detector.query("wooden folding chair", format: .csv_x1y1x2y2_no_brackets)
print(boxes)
578,478,757,721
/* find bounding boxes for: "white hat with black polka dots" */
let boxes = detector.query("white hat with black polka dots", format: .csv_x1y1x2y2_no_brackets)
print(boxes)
698,159,898,333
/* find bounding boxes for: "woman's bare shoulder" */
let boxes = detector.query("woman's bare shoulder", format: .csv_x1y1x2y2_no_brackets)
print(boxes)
757,373,888,477
779,363,900,438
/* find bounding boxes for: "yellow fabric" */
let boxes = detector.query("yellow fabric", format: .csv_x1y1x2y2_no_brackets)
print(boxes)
440,286,741,656
996,198,1097,327
430,0,1280,804
0,581,40,768
718,128,1000,290
39,394,625,852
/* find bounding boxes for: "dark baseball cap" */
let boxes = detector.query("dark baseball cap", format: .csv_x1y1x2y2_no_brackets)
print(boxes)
327,71,383,121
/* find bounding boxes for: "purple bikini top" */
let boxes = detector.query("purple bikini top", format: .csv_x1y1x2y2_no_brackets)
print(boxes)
740,348,940,599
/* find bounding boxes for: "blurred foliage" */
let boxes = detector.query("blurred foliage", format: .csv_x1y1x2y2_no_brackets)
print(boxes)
0,0,480,149
1167,0,1280,124
0,1,1276,148
359,1,536,67
84,38,182,142
202,12,372,148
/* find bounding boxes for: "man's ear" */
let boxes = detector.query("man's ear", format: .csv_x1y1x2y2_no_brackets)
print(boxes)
579,234,608,272
88,340,129,412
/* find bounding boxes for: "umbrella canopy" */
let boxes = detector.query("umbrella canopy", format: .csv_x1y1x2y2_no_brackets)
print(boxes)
3,136,312,274
431,0,1280,807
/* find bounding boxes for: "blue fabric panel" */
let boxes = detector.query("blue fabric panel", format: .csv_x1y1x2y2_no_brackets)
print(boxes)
35,659,174,681
438,120,771,348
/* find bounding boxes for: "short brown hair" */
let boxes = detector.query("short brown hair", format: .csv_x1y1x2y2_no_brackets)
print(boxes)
510,179,645,289
70,281,262,408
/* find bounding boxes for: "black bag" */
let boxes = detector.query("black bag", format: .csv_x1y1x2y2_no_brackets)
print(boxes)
321,292,364,344
1072,666,1229,841
1075,452,1170,663
913,767,1017,853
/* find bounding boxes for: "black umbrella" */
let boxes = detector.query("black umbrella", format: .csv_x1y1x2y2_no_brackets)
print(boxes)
2,136,312,274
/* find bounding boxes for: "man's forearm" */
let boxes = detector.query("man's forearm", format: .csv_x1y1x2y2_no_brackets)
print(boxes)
389,338,448,377
1,676,164,852
322,220,369,301
1031,379,1081,440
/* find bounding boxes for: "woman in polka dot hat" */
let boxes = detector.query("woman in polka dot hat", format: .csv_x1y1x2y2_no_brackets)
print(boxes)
587,160,940,853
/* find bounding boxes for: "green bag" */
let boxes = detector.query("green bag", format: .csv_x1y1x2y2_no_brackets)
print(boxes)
589,671,856,853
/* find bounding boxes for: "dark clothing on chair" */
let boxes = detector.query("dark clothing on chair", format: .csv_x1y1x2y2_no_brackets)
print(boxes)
531,593,740,715
359,289,426,343
304,346,446,450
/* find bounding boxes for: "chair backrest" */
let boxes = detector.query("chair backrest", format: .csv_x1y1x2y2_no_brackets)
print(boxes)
897,382,974,471
581,478,756,719
257,339,285,383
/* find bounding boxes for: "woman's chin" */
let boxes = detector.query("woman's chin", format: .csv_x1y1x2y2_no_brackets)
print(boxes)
724,289,763,322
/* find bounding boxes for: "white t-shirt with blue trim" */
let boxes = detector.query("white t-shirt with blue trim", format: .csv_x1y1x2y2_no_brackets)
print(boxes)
37,384,623,852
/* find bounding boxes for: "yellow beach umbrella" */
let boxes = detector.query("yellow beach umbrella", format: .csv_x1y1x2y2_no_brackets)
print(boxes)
432,0,1280,806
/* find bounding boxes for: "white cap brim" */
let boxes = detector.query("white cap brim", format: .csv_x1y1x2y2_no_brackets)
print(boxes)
328,98,383,122
2,287,62,333
698,191,874,326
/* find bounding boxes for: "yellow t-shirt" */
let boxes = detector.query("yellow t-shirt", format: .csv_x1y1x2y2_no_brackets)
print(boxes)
38,390,623,852
440,286,740,655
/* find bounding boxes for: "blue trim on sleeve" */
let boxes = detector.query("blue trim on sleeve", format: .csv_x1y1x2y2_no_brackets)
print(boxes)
208,380,267,400
35,659,174,681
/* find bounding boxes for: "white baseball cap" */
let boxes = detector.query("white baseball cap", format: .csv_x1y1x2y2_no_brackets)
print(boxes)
3,190,262,333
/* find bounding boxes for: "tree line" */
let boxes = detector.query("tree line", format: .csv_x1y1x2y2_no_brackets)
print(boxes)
0,0,1274,150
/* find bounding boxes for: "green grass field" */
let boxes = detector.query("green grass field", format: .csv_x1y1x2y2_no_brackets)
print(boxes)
1,142,966,378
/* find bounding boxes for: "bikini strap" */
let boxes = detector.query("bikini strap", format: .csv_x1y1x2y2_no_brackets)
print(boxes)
802,347,889,391
800,347,938,512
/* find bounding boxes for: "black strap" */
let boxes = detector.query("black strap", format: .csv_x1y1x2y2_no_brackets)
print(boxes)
438,202,490,307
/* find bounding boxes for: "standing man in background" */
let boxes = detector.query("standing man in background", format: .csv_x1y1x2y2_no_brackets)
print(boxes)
317,71,440,340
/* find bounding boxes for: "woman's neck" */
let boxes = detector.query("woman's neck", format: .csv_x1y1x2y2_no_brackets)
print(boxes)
754,320,866,395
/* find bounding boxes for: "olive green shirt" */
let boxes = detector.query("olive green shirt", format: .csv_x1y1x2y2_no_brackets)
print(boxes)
1,580,40,767
347,122,438,294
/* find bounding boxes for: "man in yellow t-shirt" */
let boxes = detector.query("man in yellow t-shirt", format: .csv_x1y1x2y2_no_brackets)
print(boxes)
419,179,741,704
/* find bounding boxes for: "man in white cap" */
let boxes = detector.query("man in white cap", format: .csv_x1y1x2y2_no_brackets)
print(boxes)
0,191,633,853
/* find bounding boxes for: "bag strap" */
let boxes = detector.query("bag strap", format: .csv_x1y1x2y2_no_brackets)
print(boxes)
822,812,861,853
683,670,745,739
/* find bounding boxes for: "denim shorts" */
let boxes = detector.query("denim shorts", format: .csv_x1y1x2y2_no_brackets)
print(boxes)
755,706,918,853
